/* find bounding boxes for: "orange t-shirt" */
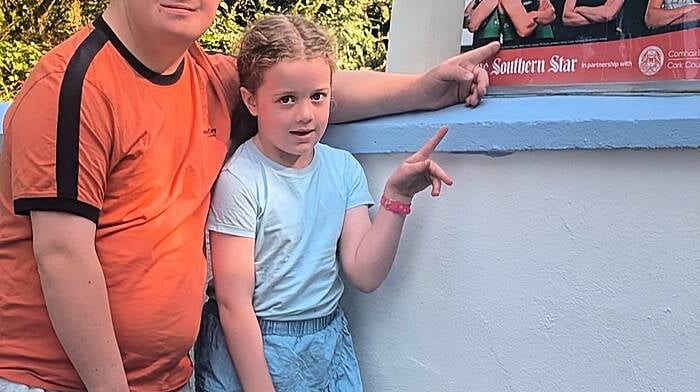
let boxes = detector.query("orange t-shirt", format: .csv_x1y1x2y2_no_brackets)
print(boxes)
0,16,239,391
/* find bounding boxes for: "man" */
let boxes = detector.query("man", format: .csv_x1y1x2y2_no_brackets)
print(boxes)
0,1,499,391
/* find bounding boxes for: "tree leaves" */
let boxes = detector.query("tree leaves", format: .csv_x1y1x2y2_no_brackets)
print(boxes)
0,0,391,100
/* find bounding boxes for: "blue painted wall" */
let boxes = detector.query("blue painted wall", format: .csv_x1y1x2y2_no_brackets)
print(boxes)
0,101,8,133
3,96,700,153
0,102,7,149
323,95,700,154
1,96,699,392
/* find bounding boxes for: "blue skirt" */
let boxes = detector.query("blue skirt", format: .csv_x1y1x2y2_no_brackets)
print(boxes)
194,299,363,392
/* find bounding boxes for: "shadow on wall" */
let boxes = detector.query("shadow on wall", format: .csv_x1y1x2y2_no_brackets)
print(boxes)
1,102,8,149
1,102,8,133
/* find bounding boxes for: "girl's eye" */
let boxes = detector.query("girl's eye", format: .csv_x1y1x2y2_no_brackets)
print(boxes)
279,96,295,104
311,92,327,101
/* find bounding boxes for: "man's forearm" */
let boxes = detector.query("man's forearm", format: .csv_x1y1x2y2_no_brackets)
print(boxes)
330,41,498,121
330,71,422,123
37,252,128,391
219,304,275,392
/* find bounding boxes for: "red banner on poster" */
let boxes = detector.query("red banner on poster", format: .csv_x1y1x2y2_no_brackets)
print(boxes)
462,0,700,92
484,28,699,85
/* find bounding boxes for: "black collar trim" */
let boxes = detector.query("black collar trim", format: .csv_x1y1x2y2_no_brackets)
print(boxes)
93,15,184,86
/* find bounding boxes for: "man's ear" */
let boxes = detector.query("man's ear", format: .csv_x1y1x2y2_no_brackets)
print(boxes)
240,87,258,117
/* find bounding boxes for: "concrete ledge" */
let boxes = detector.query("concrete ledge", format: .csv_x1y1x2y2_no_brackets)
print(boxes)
323,95,700,155
3,95,700,154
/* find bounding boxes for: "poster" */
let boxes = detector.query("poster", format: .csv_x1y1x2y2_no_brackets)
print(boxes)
461,0,700,93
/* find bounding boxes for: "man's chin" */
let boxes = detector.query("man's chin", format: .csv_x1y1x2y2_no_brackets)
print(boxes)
155,22,211,44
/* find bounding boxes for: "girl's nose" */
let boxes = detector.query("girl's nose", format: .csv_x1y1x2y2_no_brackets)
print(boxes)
295,100,313,123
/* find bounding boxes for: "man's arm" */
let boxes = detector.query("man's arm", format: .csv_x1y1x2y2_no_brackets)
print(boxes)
31,211,128,392
329,42,500,123
645,0,699,28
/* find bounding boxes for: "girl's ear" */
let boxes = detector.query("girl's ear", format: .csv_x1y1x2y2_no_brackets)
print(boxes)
240,87,258,117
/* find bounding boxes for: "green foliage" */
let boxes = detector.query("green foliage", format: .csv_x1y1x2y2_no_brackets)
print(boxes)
0,40,43,99
0,0,108,100
201,0,392,71
0,0,390,101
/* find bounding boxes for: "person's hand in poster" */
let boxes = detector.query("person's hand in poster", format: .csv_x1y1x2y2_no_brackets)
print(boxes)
531,0,557,25
500,0,555,37
465,0,477,28
645,0,700,29
465,0,500,32
563,0,624,26
465,0,503,48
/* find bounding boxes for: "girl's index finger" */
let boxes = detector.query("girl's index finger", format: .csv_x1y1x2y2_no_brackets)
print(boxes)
416,126,449,158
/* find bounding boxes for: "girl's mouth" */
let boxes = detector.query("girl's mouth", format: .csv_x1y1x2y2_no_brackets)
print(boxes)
290,129,314,136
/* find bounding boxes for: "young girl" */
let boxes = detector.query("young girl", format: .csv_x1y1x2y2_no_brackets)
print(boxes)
194,15,453,392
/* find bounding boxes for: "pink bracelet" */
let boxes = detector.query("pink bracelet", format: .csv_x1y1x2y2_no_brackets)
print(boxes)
380,194,411,215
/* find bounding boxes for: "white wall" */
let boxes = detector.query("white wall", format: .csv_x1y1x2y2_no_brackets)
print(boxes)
386,0,465,72
343,149,700,391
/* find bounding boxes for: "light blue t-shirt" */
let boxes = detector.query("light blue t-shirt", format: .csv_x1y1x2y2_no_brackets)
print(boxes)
207,140,374,321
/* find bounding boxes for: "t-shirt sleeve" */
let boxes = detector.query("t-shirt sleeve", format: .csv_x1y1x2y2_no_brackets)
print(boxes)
345,152,375,210
207,169,258,238
9,76,114,223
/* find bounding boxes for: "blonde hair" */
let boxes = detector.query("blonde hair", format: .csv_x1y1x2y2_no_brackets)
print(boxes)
236,15,337,93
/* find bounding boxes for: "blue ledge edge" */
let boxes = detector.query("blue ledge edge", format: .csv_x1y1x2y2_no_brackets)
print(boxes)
323,95,700,155
2,95,699,154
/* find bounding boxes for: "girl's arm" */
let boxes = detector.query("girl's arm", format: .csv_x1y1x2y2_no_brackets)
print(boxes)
210,232,276,392
339,127,453,293
466,0,500,32
338,205,403,293
645,0,698,28
499,0,538,36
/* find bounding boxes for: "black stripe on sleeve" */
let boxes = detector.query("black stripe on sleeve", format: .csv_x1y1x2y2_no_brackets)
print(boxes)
14,198,100,223
56,27,109,201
